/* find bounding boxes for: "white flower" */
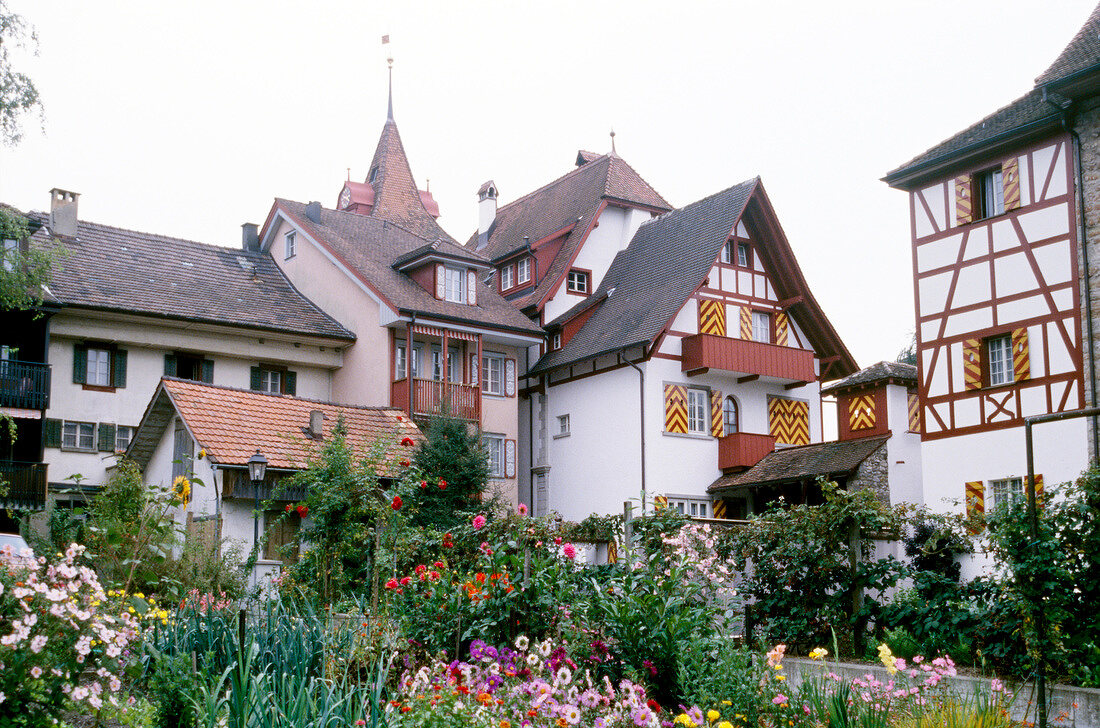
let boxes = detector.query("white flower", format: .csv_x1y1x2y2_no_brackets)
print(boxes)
556,666,573,685
538,640,553,657
515,635,530,651
526,653,541,667
30,635,47,653
30,666,43,679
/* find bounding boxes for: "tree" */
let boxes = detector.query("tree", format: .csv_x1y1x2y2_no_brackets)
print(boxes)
0,1,43,147
409,415,490,531
0,206,55,311
896,331,917,365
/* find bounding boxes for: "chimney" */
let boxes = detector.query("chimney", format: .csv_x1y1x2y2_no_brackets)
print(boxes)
241,223,259,252
48,188,80,237
305,201,322,224
477,181,498,250
308,409,324,439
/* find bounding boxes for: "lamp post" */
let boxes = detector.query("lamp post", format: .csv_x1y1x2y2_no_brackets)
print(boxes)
248,450,268,559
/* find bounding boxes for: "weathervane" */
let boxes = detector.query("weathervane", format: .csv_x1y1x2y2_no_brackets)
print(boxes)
383,34,394,120
610,128,617,154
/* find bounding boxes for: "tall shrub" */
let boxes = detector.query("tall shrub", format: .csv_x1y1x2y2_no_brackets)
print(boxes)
409,415,489,531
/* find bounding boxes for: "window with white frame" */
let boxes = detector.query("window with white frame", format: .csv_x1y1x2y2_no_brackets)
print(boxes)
670,497,710,518
552,333,561,350
687,388,708,434
752,311,771,343
481,353,504,395
62,421,96,451
395,344,421,379
987,335,1014,386
500,265,514,291
86,347,112,386
258,368,281,393
737,242,751,267
284,231,296,259
517,257,531,285
444,267,465,303
723,396,739,436
484,434,505,478
566,269,588,294
115,425,135,452
2,238,16,272
432,347,461,382
721,240,734,264
991,478,1024,510
557,414,570,437
977,167,1005,220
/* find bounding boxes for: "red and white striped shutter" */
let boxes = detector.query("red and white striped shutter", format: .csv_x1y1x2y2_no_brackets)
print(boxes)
1003,156,1021,211
710,390,723,438
962,339,982,390
469,353,479,386
435,263,446,299
965,481,984,533
1012,328,1030,381
504,439,516,478
467,270,478,305
955,175,973,225
505,358,516,397
739,306,752,340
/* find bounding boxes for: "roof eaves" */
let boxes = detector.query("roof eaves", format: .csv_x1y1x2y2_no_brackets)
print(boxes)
528,338,648,376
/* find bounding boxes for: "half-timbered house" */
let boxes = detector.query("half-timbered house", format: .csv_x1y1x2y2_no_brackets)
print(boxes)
885,4,1100,532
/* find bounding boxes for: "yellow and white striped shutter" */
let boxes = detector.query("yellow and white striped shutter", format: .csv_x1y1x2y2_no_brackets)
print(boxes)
768,397,809,445
1003,156,1021,211
775,311,790,346
739,306,753,340
710,390,723,438
963,339,982,390
955,175,973,225
1012,328,1030,381
664,384,688,434
697,299,726,336
849,395,876,431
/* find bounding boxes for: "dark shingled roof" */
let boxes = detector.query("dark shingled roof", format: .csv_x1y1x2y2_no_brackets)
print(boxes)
24,211,355,341
391,239,489,270
820,360,917,395
274,199,543,336
466,152,671,312
530,179,858,379
530,180,755,374
1036,3,1100,85
708,435,889,493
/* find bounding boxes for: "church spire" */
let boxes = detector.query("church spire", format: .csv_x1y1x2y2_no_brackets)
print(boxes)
383,34,394,121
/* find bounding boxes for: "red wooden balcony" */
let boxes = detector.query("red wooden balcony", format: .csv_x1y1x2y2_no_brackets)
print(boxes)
681,334,815,384
718,432,776,472
391,378,481,423
0,461,47,509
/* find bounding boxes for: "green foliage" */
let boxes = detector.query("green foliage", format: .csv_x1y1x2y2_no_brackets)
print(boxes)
678,638,767,723
147,650,198,728
0,1,42,147
409,415,489,531
0,206,58,311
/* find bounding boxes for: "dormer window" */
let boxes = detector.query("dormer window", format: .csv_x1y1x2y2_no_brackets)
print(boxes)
368,166,380,183
501,264,514,291
552,333,562,350
517,257,531,285
444,266,466,303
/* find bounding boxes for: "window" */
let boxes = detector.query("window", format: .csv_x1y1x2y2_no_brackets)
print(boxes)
500,265,514,291
482,353,504,395
517,258,531,285
62,421,95,451
249,365,297,395
977,167,1005,220
670,498,710,518
566,269,589,294
552,333,561,350
73,343,126,389
737,242,750,267
87,348,111,386
723,396,739,436
259,368,281,393
115,425,134,452
991,478,1024,510
166,352,214,383
444,267,465,303
2,238,16,272
368,166,379,183
687,388,708,434
432,347,460,382
987,335,1014,386
484,434,504,478
395,344,421,379
752,311,771,343
721,240,733,264
557,414,570,437
284,231,296,259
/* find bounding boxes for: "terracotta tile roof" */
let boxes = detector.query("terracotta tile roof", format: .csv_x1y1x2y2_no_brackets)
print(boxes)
128,378,423,475
708,435,889,493
466,152,671,312
273,199,543,336
22,211,354,341
820,361,917,395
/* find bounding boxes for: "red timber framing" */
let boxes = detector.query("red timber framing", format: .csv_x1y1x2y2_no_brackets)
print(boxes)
909,135,1084,441
390,324,482,423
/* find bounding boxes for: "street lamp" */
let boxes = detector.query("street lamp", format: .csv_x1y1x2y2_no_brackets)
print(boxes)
248,450,268,558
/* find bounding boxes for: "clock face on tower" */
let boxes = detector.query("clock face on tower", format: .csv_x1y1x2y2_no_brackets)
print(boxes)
339,185,352,210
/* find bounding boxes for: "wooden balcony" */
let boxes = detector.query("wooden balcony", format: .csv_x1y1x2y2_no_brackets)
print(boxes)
718,432,776,472
681,334,815,384
0,360,50,410
391,378,481,423
0,461,47,509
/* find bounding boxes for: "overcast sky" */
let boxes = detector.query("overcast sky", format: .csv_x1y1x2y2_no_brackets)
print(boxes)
1,1,1096,370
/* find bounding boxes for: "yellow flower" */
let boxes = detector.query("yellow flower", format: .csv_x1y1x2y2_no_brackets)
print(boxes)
198,448,206,459
721,701,732,707
809,647,829,661
707,710,720,722
172,475,191,504
776,675,786,681
719,723,733,728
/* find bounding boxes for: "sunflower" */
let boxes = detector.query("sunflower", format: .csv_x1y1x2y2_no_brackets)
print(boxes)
172,475,191,504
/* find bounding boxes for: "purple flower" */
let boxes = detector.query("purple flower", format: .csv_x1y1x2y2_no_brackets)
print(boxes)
469,639,487,661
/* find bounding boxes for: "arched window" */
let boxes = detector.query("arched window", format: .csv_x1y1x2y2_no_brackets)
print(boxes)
723,396,739,436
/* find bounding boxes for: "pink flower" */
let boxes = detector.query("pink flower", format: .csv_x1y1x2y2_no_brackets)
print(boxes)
772,694,788,705
517,503,529,516
472,514,486,530
563,543,577,560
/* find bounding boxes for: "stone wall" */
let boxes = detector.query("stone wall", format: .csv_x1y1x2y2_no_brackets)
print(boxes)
1073,98,1100,461
850,441,889,505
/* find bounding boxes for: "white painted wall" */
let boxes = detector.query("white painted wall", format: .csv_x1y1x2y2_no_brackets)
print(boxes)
884,383,923,507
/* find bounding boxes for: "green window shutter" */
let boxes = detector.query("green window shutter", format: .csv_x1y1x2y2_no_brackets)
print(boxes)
97,423,116,452
250,366,262,391
44,418,62,448
201,359,214,384
112,350,127,388
73,345,87,384
164,354,177,377
284,370,297,396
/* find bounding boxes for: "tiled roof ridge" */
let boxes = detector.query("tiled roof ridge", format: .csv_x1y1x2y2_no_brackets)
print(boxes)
277,197,439,247
773,433,891,453
638,177,758,230
27,211,249,254
492,154,611,217
162,376,409,415
603,155,672,209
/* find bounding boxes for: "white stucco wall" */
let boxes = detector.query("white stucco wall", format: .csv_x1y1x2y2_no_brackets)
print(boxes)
884,383,923,507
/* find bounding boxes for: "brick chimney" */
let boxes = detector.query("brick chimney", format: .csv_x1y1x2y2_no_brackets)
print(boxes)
49,188,79,237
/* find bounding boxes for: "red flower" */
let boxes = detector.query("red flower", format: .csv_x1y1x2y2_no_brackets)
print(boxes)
647,699,661,713
415,564,427,575
442,532,454,548
420,480,427,489
285,504,292,513
399,576,412,586
297,505,309,517
384,578,399,590
433,560,444,569
401,436,415,447
391,495,402,511
429,570,440,580
438,478,448,490
400,459,410,467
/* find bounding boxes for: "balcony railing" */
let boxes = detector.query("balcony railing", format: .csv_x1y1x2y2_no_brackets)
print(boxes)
0,461,47,509
718,432,776,472
681,334,815,384
0,360,50,410
391,378,481,423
